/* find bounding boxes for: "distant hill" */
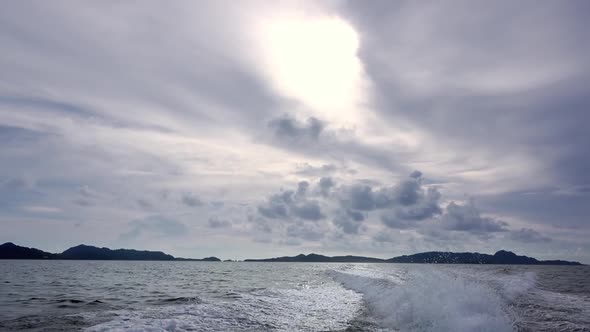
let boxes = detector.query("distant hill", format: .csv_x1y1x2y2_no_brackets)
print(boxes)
60,244,174,260
0,242,219,261
0,242,56,259
245,253,385,263
1,242,583,265
388,250,582,265
174,257,221,262
245,250,583,265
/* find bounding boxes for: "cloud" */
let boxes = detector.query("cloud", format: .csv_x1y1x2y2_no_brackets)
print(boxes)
338,184,375,211
181,193,204,207
257,191,292,219
509,228,551,243
440,201,508,234
268,114,325,144
255,172,443,240
295,162,357,177
333,209,366,234
336,174,443,228
290,200,324,221
318,177,335,197
1,176,35,191
119,215,189,240
137,199,153,209
264,114,408,174
1,1,589,262
257,181,325,222
409,170,423,179
286,223,324,242
208,216,232,229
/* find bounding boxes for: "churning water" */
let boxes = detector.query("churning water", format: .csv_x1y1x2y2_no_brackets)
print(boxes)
0,261,588,331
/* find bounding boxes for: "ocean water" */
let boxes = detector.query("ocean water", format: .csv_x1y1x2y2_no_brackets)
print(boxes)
0,261,588,331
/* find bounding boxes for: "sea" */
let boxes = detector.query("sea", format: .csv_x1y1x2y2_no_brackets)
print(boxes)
0,261,588,331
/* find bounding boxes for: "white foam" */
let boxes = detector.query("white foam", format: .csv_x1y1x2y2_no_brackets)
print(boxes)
331,267,517,332
85,283,363,332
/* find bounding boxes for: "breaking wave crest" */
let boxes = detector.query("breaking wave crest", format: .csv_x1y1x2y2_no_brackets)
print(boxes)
330,267,526,332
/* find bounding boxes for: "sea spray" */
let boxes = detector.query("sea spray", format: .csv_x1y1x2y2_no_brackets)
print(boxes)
330,267,516,332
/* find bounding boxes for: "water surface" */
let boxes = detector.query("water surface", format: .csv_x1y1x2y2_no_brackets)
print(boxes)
0,261,588,331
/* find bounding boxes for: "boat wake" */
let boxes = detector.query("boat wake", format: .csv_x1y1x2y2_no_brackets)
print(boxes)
329,266,533,332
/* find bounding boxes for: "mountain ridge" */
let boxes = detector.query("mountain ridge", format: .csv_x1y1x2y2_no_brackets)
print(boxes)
246,250,584,265
0,242,220,261
0,242,584,265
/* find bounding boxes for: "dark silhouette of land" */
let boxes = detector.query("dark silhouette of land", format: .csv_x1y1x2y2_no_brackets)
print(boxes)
245,250,583,265
244,253,384,263
0,242,220,261
0,242,56,259
1,242,583,264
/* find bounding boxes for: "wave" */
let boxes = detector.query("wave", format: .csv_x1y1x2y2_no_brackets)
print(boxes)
330,267,523,332
85,283,362,331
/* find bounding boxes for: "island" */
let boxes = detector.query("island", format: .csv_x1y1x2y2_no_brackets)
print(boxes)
245,253,385,263
245,250,583,265
1,242,583,265
0,242,220,261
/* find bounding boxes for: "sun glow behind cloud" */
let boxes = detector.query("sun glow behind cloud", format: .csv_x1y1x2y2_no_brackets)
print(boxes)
255,14,367,125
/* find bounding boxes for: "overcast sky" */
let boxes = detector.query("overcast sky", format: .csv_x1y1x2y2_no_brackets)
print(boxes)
1,0,589,262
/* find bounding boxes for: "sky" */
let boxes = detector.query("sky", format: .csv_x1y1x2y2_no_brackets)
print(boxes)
1,0,589,262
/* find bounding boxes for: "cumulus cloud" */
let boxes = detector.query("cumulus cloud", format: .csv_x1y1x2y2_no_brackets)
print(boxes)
290,200,324,221
257,181,325,222
268,114,324,144
336,174,443,229
440,201,509,234
2,0,588,261
257,191,292,219
318,177,335,197
333,209,366,234
255,172,444,240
